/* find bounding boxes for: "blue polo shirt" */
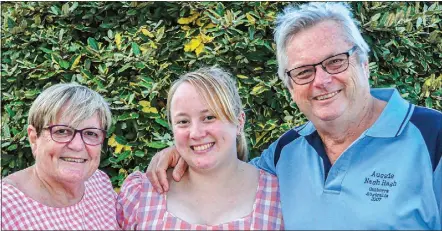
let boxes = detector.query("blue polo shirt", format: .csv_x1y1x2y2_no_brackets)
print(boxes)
250,88,442,230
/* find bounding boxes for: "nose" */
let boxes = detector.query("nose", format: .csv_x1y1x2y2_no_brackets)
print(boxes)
67,131,86,150
189,122,206,140
312,65,332,88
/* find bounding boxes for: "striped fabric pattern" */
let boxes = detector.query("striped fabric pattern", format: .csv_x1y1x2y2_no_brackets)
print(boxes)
1,170,120,230
117,169,284,230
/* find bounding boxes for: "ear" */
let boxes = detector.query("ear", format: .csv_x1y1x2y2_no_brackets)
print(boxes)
27,125,38,158
237,111,246,136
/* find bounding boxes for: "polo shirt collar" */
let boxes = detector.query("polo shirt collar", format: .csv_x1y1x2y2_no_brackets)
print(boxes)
295,88,412,138
365,88,413,137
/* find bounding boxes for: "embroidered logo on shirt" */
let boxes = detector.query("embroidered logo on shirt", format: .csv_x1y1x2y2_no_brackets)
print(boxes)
363,171,397,201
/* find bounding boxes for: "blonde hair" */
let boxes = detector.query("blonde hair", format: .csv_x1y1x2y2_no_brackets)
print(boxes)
166,66,248,161
28,83,112,135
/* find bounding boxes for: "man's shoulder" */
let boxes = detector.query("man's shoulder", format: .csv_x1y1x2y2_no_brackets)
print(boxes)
273,123,310,166
408,105,442,171
410,105,442,122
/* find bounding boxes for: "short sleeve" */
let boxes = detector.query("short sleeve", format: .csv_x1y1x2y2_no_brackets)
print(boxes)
117,171,144,230
1,182,15,230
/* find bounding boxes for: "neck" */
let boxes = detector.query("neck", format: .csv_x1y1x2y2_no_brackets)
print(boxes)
32,165,85,207
184,159,248,193
316,96,386,163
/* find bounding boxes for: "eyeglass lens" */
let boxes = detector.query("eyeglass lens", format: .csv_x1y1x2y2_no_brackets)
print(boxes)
50,125,104,145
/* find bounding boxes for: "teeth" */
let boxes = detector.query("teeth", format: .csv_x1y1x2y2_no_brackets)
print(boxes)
61,157,86,163
316,91,339,100
193,143,214,151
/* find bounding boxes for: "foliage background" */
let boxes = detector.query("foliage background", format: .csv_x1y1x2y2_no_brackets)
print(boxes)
1,2,441,188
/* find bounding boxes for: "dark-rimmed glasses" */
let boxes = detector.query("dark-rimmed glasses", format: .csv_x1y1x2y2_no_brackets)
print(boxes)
44,125,106,146
286,46,358,85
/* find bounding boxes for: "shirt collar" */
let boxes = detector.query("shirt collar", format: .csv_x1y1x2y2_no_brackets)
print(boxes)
295,88,412,138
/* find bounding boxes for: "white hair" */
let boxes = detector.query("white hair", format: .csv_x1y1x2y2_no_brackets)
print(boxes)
274,2,370,88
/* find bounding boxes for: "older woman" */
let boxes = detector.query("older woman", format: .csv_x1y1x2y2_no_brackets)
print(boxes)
1,83,119,230
117,67,283,230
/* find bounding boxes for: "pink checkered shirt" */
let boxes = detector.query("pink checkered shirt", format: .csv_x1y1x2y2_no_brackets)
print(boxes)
1,170,120,230
117,169,284,230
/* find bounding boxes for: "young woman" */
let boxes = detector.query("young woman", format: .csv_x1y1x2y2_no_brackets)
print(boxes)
117,67,283,230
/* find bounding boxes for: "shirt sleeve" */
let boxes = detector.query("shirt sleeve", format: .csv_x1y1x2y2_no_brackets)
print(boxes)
1,183,14,230
434,125,442,223
249,139,279,175
117,171,144,230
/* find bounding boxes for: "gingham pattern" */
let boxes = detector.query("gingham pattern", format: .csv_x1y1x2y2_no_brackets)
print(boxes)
117,169,284,230
1,170,120,230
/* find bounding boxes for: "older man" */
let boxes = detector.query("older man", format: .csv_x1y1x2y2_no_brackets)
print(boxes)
146,2,442,229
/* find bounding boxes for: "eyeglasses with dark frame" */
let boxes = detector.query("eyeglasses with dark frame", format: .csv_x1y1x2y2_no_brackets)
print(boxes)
286,46,358,85
44,125,107,146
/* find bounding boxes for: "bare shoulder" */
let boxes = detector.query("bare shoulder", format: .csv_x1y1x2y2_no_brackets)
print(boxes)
2,167,33,189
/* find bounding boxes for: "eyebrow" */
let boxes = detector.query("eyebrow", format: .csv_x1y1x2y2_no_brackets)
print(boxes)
292,50,342,69
173,109,211,117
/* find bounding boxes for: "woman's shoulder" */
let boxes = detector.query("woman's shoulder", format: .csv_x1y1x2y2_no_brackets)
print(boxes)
86,170,114,189
1,168,33,201
119,170,156,197
258,169,280,191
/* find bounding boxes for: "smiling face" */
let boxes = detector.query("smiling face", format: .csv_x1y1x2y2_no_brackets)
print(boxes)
285,20,371,124
28,108,102,185
170,82,240,171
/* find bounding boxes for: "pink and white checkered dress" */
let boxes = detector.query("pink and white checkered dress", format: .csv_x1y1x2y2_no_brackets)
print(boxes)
1,170,120,230
117,169,284,230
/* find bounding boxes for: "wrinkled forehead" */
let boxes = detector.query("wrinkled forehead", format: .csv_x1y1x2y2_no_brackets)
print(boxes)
286,21,353,67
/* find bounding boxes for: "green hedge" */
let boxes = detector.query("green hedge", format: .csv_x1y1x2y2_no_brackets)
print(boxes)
2,2,441,188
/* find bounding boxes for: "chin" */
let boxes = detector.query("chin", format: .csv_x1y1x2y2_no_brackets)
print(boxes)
59,171,88,183
313,112,343,122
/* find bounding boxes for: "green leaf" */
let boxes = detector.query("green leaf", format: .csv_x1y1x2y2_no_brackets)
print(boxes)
39,47,53,53
62,3,69,15
132,42,141,56
59,60,70,69
50,5,61,15
425,97,433,108
7,144,17,151
147,141,168,149
87,37,99,50
115,135,128,145
155,26,165,42
127,9,137,15
7,17,15,29
100,23,115,29
134,150,145,157
115,151,131,162
155,118,169,128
